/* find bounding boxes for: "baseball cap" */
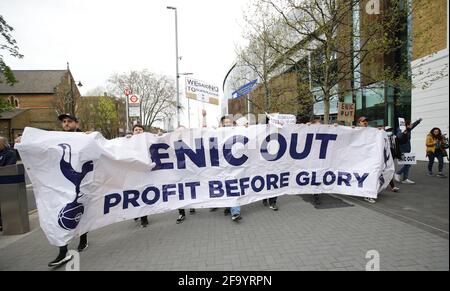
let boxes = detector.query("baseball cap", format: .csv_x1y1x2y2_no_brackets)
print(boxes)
58,113,78,122
385,126,393,131
358,116,368,123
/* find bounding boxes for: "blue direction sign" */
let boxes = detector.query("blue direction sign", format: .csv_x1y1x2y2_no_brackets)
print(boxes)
232,79,258,99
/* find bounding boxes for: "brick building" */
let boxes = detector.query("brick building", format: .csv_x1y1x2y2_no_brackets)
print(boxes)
0,69,81,141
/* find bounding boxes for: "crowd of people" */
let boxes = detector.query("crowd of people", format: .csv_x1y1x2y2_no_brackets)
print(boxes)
0,112,448,269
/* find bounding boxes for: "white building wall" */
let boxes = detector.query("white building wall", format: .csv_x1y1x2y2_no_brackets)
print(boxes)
411,49,449,161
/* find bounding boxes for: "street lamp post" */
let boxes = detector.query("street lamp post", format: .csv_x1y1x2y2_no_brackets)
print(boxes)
167,6,181,128
179,72,193,128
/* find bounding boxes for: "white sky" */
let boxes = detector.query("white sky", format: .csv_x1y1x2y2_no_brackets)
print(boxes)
0,0,253,128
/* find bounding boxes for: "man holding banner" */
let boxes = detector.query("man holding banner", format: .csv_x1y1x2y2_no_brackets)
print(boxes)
15,120,394,251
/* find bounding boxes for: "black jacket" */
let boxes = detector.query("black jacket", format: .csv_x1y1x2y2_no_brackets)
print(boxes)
0,147,17,167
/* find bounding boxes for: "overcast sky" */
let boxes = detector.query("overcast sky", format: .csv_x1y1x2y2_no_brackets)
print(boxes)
1,0,253,127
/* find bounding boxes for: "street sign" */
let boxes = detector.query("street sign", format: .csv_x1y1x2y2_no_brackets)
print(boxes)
232,79,258,100
337,102,355,124
128,94,140,105
185,77,220,105
129,106,141,118
124,88,131,97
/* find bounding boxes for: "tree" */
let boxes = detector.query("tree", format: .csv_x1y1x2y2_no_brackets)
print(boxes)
0,95,12,115
0,15,23,86
249,0,448,124
235,1,315,119
236,1,282,113
77,95,121,139
108,70,177,129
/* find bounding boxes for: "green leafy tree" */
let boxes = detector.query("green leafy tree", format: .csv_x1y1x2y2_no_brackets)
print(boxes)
0,15,23,86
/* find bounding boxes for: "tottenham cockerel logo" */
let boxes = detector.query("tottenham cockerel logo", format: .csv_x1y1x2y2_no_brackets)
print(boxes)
57,144,94,231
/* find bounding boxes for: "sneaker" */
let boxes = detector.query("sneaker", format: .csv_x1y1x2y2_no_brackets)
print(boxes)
436,173,447,178
390,187,400,193
394,174,402,183
427,172,434,177
176,214,185,224
189,209,196,214
224,208,231,216
48,253,73,268
269,204,279,211
364,197,376,204
77,241,89,252
402,179,416,184
262,199,268,207
231,214,242,221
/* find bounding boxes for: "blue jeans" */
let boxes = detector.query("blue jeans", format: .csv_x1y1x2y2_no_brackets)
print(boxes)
231,206,241,216
397,164,411,181
428,151,445,173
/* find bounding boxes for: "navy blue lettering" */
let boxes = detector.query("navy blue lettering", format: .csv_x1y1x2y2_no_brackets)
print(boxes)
267,174,279,190
315,134,338,159
209,138,220,167
338,172,352,186
162,184,177,202
223,135,249,166
354,173,369,188
290,134,314,159
123,190,140,209
174,138,206,169
261,134,287,161
104,193,121,214
150,144,174,171
209,181,224,198
178,183,185,201
239,177,250,196
225,179,240,197
280,172,290,188
296,172,310,186
142,187,160,205
186,182,200,199
323,171,337,186
311,172,322,186
251,176,265,193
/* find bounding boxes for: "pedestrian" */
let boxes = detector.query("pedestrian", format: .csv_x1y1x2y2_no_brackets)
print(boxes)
357,116,378,203
394,118,423,184
385,126,400,192
130,124,149,228
0,136,17,167
219,116,242,222
174,125,196,224
0,136,18,232
426,127,448,178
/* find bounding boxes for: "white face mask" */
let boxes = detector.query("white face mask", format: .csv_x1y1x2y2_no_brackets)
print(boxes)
387,132,393,136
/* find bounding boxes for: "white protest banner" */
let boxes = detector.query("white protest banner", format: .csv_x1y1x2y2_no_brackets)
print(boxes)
267,113,297,128
16,125,394,246
397,153,417,165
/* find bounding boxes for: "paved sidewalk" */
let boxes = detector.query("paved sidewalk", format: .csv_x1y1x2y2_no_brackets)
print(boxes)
0,163,448,271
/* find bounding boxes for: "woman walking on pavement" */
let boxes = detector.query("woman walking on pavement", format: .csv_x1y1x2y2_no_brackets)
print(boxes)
426,127,448,178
